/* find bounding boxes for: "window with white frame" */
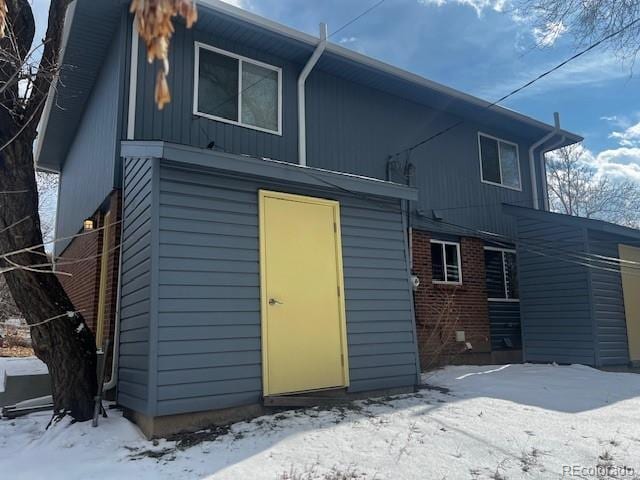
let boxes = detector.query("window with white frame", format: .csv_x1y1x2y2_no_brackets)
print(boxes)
431,240,462,284
484,247,519,301
478,133,521,190
194,42,282,134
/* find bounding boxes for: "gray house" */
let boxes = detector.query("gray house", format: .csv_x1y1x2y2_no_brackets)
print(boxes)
36,0,598,436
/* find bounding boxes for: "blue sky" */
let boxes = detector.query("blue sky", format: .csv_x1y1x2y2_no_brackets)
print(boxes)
33,0,640,181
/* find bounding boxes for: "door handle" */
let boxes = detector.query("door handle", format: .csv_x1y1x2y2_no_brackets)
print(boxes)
268,298,283,306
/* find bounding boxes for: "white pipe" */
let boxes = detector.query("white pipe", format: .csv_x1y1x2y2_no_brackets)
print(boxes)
529,112,560,210
298,23,328,166
127,19,139,140
539,134,566,211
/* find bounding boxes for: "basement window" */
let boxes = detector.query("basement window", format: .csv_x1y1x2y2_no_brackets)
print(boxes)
484,247,519,301
431,240,462,284
194,42,282,135
478,133,522,190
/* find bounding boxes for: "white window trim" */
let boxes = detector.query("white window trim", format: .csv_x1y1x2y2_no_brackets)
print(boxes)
193,41,283,136
430,239,463,285
484,246,520,302
478,132,523,191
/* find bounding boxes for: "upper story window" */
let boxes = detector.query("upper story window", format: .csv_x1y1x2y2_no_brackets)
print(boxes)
484,247,519,301
478,133,521,190
431,240,462,285
194,42,282,135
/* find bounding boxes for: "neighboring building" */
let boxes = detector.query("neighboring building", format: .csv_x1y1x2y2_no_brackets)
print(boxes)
35,0,596,436
505,205,640,369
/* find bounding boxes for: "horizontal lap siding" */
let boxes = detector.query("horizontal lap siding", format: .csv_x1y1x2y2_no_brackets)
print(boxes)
118,157,154,413
154,162,417,416
488,302,521,350
516,218,595,365
588,231,629,366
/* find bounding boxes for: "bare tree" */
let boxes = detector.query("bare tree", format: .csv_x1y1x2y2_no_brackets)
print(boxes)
0,0,196,421
546,144,640,228
516,0,640,59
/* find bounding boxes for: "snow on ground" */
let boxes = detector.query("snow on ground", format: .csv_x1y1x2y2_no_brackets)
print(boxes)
2,364,640,479
0,356,47,392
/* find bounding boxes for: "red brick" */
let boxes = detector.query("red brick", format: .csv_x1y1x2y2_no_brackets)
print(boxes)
412,230,490,369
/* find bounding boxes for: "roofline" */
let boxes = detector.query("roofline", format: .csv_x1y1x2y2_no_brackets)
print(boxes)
121,140,419,201
503,203,640,240
198,0,582,142
34,0,78,172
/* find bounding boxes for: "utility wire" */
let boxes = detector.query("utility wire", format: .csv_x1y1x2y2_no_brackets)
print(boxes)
394,15,640,157
329,0,387,39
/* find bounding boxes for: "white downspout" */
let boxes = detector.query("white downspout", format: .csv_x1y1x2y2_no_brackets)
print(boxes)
298,23,328,166
539,134,566,211
529,112,560,209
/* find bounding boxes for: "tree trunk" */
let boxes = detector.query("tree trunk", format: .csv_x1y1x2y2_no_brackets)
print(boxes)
0,137,97,421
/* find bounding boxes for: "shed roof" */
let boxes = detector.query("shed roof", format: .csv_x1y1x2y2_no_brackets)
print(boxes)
36,0,582,172
504,204,640,241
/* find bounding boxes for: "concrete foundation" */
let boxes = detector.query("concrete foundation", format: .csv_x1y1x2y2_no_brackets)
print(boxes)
123,385,417,439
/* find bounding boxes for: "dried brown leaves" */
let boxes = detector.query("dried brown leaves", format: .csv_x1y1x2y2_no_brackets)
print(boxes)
130,0,197,110
0,0,8,39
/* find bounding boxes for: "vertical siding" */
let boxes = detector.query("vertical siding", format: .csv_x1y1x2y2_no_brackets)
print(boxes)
515,218,596,365
132,22,537,240
55,24,126,255
118,157,154,414
149,160,417,417
134,22,299,163
588,231,629,366
488,302,522,350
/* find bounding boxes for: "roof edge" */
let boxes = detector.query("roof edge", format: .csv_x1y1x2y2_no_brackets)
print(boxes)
121,141,419,201
503,203,640,240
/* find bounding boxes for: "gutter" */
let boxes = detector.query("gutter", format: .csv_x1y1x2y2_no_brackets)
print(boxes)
298,23,328,166
528,112,561,210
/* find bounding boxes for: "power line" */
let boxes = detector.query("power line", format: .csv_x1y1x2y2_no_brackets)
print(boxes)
394,15,640,157
329,0,387,39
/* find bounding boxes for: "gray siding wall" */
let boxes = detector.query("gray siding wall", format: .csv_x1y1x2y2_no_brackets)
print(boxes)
119,156,418,417
588,231,629,366
488,301,521,351
515,217,596,365
55,22,127,255
118,157,155,414
131,22,537,239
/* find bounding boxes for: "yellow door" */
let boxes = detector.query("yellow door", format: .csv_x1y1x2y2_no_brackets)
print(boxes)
259,190,349,396
619,244,640,363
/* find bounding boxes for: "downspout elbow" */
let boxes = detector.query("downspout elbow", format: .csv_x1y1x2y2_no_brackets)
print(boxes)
529,112,560,210
298,23,328,166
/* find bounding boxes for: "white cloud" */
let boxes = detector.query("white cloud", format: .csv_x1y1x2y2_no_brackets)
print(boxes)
339,37,358,45
610,121,640,147
220,0,249,8
475,54,630,100
418,0,508,17
532,21,567,47
575,145,640,183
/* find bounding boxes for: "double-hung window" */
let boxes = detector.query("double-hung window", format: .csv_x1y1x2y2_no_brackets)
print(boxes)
194,42,282,135
431,240,462,284
478,133,521,190
484,247,519,301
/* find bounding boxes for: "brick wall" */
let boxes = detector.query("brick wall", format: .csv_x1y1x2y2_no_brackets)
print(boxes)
57,190,121,361
412,229,490,368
